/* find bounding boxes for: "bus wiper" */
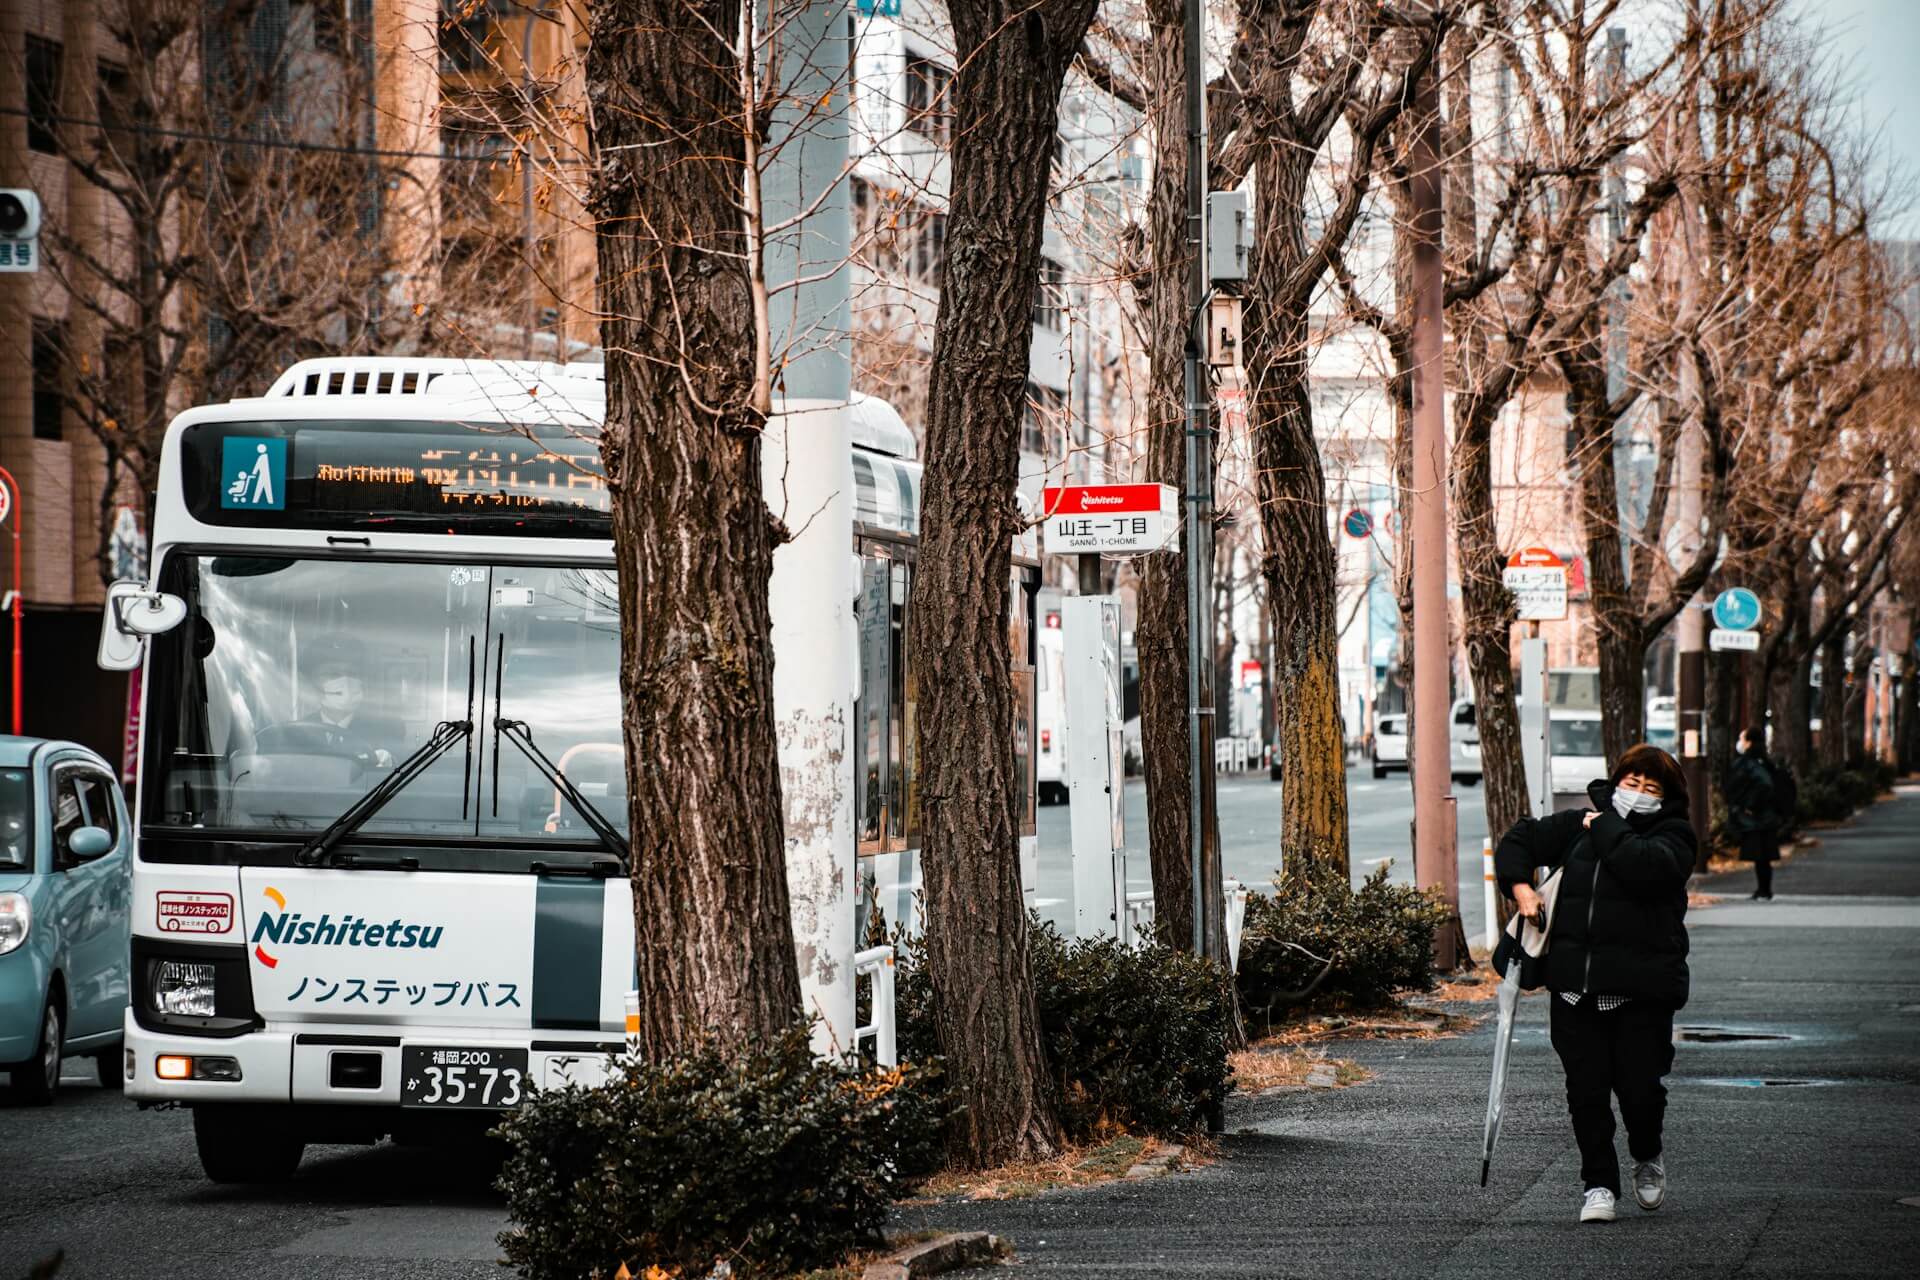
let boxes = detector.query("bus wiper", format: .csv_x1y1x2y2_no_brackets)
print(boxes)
294,719,474,867
493,717,631,870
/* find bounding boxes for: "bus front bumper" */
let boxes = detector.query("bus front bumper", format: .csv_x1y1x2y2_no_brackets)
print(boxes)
124,1010,627,1106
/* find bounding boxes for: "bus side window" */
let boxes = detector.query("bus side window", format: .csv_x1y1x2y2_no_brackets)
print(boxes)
890,558,916,845
855,550,891,847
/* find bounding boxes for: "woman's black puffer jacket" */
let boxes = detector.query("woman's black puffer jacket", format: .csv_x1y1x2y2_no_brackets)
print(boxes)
1494,780,1696,1009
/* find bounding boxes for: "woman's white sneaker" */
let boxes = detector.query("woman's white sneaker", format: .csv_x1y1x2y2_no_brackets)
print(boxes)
1633,1159,1667,1210
1580,1187,1619,1223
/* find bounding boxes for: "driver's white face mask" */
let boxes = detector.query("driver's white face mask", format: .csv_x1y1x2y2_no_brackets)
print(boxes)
1612,786,1661,819
319,676,363,719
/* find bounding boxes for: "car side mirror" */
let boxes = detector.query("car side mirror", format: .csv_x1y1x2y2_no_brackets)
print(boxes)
67,826,113,859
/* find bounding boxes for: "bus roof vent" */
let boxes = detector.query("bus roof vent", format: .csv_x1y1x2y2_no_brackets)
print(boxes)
848,391,918,460
259,357,604,403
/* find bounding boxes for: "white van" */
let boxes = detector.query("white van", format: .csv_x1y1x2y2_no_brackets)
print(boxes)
1549,709,1608,794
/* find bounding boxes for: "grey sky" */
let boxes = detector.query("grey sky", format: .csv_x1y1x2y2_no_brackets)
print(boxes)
1813,0,1920,232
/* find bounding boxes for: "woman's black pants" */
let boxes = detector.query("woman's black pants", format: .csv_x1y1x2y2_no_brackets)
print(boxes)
1754,859,1774,897
1548,997,1675,1195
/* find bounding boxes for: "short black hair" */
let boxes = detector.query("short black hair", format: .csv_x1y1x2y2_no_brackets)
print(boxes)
1741,725,1766,748
1611,742,1687,807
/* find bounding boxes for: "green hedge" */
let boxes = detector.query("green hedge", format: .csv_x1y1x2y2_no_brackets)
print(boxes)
1235,865,1450,1034
493,1026,943,1280
896,920,1232,1141
1796,763,1891,825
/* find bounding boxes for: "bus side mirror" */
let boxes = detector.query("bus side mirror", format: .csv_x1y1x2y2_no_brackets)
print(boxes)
99,581,187,671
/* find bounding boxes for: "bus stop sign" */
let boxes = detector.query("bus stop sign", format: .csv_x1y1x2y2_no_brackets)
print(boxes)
1040,484,1178,554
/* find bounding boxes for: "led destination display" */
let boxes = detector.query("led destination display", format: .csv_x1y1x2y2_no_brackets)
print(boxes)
182,419,610,536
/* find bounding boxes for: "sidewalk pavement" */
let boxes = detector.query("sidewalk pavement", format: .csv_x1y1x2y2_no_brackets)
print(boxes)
909,785,1920,1278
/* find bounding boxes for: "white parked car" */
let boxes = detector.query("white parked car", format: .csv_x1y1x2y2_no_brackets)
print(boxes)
1450,698,1482,785
1646,695,1677,752
1371,714,1408,778
1549,710,1608,795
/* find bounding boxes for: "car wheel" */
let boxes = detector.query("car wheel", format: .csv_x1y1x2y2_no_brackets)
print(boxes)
1372,760,1388,780
9,995,62,1105
194,1106,305,1183
95,1042,126,1090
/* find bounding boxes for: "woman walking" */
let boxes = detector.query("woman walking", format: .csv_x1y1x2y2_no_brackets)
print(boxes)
1495,744,1696,1224
1726,726,1782,900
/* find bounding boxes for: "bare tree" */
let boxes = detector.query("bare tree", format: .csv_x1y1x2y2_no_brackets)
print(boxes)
586,0,804,1054
911,0,1101,1166
1225,0,1452,893
30,0,444,585
1443,0,1703,843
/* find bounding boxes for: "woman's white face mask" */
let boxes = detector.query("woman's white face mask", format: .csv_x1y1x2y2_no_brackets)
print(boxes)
1613,786,1662,819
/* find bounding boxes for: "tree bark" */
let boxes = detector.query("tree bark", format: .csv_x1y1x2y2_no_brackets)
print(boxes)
1817,629,1848,768
912,0,1095,1166
1564,321,1646,761
588,0,802,1057
1453,398,1531,843
1246,140,1350,895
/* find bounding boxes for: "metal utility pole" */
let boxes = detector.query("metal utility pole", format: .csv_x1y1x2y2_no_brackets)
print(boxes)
1182,0,1217,959
1407,62,1459,969
1674,196,1709,858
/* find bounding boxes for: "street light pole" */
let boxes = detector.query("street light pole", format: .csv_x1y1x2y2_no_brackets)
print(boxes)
1407,61,1458,970
0,465,21,735
1182,0,1215,959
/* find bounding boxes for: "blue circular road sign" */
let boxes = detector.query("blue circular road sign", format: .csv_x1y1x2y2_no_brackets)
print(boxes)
1343,508,1373,539
1713,587,1762,631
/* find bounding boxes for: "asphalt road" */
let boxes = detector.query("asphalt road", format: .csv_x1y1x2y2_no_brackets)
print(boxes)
0,768,1487,1278
1034,765,1496,943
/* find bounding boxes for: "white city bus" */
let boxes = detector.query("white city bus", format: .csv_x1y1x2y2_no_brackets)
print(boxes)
101,357,1038,1182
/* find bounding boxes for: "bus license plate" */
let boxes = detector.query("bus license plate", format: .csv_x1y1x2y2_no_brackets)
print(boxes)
400,1046,529,1109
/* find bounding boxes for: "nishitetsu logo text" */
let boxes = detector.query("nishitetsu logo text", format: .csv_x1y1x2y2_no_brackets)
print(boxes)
251,885,444,969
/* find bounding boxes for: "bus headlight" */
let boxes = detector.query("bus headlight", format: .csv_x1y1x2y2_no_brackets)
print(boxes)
151,960,217,1017
0,892,28,955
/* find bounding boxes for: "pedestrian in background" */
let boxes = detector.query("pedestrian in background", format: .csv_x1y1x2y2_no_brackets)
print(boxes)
1726,726,1782,901
1495,744,1696,1224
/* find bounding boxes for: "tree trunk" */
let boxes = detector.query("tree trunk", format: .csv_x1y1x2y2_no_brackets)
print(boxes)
1818,630,1848,768
1898,658,1919,775
1136,0,1195,936
587,0,803,1056
912,0,1095,1166
1453,401,1531,843
1246,147,1350,895
1565,326,1644,760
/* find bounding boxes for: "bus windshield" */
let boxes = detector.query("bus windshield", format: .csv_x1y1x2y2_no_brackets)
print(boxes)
147,555,624,846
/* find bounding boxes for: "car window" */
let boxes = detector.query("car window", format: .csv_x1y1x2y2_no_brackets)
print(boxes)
50,768,86,863
0,768,29,870
1453,704,1476,727
75,772,121,847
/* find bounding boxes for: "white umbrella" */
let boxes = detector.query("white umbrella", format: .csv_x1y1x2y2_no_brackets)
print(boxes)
1481,869,1561,1187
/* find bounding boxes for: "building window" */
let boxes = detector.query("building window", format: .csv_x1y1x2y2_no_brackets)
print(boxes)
439,0,496,74
852,177,946,287
26,36,62,154
1033,256,1066,332
1021,381,1067,457
904,55,952,148
32,322,65,441
96,60,135,167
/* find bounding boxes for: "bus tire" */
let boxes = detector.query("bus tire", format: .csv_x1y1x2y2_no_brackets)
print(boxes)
194,1106,305,1183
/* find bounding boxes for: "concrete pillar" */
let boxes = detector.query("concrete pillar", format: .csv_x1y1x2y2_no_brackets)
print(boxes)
759,0,855,1056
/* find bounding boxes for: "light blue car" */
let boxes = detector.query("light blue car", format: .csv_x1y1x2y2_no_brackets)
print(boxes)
0,736,132,1103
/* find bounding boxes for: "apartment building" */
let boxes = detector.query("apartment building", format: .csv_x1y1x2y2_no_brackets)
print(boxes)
1,0,132,757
